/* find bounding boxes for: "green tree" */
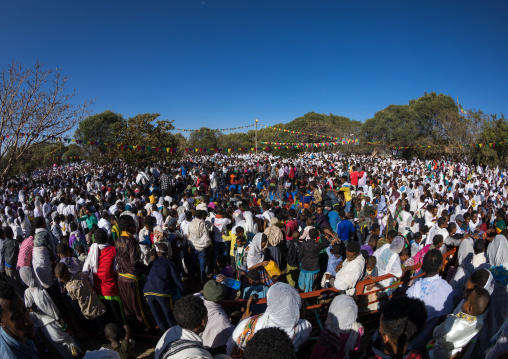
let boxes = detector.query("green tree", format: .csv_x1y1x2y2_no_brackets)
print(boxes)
472,113,508,166
74,110,125,164
189,128,222,149
62,143,85,162
108,113,180,164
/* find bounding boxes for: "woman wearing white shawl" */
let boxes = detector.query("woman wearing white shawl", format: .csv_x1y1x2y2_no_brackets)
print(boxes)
242,210,258,239
449,237,475,306
470,234,508,357
22,268,81,358
310,295,363,359
226,283,312,355
246,233,266,270
373,235,404,289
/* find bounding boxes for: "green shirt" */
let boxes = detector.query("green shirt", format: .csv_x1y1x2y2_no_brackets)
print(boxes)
102,340,135,359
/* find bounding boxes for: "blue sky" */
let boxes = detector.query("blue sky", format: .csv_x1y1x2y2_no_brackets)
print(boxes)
1,0,507,137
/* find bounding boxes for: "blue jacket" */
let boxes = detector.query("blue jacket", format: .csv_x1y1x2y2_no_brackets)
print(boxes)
144,257,185,296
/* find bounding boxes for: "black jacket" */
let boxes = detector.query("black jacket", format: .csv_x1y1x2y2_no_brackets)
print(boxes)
297,240,328,271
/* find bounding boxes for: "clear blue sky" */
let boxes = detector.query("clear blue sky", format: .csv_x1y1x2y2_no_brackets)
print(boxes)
1,0,507,136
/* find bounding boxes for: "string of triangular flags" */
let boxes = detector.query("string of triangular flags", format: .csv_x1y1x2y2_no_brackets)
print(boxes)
261,140,358,146
41,156,81,161
259,124,353,141
389,142,507,150
175,125,255,132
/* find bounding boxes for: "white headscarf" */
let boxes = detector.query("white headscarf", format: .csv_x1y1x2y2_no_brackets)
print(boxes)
243,211,258,235
482,269,496,295
325,295,362,356
246,233,265,268
390,236,405,254
487,235,508,268
264,283,301,337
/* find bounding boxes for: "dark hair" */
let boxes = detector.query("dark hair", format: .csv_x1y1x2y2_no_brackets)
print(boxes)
3,227,13,239
244,327,294,359
470,268,490,288
380,296,427,345
54,262,69,279
471,287,491,315
0,281,17,317
437,217,447,227
422,249,443,275
173,295,208,330
387,230,398,239
104,323,121,341
347,241,361,255
432,234,443,246
309,228,319,239
94,228,108,245
474,239,485,255
56,243,71,255
366,256,377,267
217,254,228,267
76,244,85,254
144,216,154,227
330,244,341,255
247,269,260,282
33,217,45,229
118,215,134,232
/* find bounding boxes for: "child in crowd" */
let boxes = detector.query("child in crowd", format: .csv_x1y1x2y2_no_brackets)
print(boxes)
285,231,301,288
299,218,315,240
400,248,414,268
429,287,491,359
56,243,83,275
472,239,487,269
410,232,424,256
68,222,87,256
233,235,248,280
322,243,343,288
55,262,107,322
413,235,444,265
242,270,269,314
362,256,378,280
76,243,87,264
217,254,236,299
102,323,136,359
298,229,333,292
361,234,378,257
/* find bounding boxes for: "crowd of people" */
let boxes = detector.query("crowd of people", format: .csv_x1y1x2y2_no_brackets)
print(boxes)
0,151,507,359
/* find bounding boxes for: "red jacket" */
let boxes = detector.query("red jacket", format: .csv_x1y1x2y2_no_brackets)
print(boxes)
93,246,118,297
350,171,364,186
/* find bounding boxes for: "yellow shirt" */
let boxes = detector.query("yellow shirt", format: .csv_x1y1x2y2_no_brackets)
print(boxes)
223,231,237,256
149,195,156,204
340,185,352,202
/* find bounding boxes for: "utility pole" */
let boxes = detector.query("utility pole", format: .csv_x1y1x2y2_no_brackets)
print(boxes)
255,119,258,154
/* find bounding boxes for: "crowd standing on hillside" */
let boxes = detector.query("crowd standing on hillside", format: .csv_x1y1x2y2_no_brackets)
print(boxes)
0,151,507,359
